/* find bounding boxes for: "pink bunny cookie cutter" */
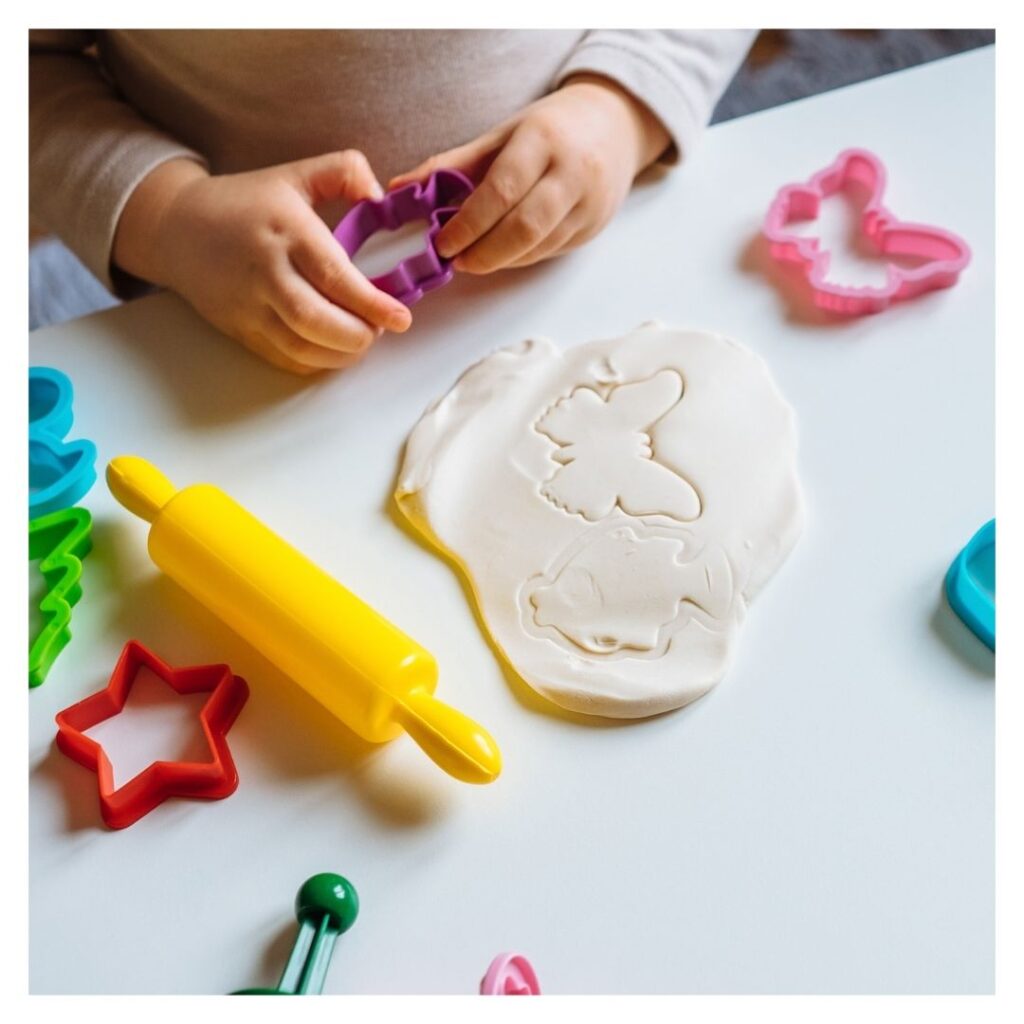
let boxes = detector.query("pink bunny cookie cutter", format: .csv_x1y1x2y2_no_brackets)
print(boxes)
333,168,473,307
762,148,971,316
480,952,541,995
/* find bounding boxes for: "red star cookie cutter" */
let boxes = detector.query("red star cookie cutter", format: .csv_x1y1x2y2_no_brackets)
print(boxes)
54,640,249,829
762,148,971,315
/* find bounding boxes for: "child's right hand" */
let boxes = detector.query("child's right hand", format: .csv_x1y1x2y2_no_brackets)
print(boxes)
112,152,413,374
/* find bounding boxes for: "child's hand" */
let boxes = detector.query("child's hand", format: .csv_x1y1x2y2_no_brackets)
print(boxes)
389,75,669,275
113,151,413,374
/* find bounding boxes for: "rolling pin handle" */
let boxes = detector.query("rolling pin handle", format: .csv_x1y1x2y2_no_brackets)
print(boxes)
397,689,502,785
106,456,177,523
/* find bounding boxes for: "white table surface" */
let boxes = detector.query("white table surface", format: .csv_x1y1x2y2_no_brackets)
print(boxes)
29,47,994,994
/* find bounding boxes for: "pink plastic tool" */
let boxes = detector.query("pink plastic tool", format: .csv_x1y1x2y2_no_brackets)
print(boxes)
762,148,971,315
332,168,473,307
480,953,541,995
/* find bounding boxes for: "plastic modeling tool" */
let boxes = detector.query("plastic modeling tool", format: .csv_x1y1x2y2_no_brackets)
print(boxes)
762,148,971,315
55,640,249,829
945,519,995,650
333,168,473,306
29,367,97,517
234,874,359,995
480,953,541,995
106,455,501,784
29,506,93,688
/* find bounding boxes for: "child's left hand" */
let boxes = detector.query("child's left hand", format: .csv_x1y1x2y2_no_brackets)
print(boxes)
389,74,669,274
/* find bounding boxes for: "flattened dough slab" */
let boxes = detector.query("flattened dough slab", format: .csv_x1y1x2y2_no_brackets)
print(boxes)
396,323,804,718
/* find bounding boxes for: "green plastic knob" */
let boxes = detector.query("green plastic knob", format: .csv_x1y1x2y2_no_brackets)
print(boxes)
295,873,359,934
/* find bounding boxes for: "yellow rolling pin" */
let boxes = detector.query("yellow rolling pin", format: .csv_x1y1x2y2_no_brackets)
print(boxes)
107,456,500,784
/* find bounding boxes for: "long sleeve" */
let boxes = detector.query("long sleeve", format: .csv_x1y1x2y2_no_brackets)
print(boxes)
29,30,206,295
556,29,756,164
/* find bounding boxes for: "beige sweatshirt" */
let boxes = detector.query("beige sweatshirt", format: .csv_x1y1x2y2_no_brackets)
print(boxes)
29,29,755,294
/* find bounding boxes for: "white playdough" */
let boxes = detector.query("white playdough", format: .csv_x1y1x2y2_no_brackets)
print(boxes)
396,323,804,718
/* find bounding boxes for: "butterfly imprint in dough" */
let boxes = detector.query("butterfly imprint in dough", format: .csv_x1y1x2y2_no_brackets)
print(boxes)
534,369,701,523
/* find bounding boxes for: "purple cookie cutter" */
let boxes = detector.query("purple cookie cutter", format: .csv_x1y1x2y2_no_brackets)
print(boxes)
333,168,474,307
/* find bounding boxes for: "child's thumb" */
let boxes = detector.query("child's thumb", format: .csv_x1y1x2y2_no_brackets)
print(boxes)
293,150,385,205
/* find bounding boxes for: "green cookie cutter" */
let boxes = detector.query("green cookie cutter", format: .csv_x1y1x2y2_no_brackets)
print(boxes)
29,506,93,688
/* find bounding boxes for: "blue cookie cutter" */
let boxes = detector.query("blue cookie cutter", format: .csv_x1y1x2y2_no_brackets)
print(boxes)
29,367,97,518
944,519,995,650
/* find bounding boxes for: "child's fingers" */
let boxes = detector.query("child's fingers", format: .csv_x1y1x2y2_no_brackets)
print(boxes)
240,323,338,376
269,275,382,355
242,334,320,376
433,127,549,258
291,149,384,205
261,307,368,372
387,124,510,190
452,176,575,274
289,235,412,333
505,207,587,267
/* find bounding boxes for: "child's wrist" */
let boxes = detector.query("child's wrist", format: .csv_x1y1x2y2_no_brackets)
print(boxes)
113,158,209,287
560,73,671,172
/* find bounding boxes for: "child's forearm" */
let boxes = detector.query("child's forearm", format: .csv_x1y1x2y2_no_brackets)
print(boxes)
557,30,757,163
112,158,209,287
30,35,208,296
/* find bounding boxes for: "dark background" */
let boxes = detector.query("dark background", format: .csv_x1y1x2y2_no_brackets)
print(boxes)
714,28,994,122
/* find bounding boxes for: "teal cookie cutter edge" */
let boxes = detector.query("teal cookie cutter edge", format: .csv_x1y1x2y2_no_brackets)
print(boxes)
944,518,995,651
29,366,97,518
29,506,93,688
